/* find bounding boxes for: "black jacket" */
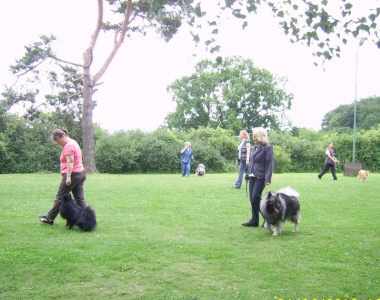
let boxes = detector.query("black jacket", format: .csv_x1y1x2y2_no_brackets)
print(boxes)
247,143,274,183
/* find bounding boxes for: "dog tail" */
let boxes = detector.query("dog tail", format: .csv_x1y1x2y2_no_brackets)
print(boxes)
278,186,300,198
78,206,97,231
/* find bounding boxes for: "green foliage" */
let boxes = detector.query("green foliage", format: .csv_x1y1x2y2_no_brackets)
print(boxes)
260,0,380,63
322,96,380,131
0,112,82,174
271,129,333,172
1,112,380,174
166,56,293,133
104,0,196,42
135,129,183,173
3,36,84,124
95,127,237,174
189,127,237,161
0,139,14,173
95,130,140,173
9,34,56,75
272,145,291,173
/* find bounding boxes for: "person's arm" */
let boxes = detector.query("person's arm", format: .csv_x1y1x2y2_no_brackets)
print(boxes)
245,143,251,165
265,145,274,185
65,154,74,186
326,149,339,163
181,144,189,154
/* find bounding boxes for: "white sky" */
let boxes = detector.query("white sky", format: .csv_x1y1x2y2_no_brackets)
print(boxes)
1,0,379,132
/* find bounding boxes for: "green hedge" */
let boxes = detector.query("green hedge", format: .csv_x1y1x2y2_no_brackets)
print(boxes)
1,112,379,174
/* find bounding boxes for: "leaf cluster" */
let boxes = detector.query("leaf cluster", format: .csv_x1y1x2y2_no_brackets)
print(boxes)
263,0,380,63
165,56,293,133
3,36,84,124
104,0,195,42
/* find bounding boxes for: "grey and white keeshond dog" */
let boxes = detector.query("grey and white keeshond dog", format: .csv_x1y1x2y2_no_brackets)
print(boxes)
260,187,301,236
195,164,206,176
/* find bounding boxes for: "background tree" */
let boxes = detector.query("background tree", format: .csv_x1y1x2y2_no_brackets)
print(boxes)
165,56,293,133
3,0,379,173
321,96,380,131
3,0,200,173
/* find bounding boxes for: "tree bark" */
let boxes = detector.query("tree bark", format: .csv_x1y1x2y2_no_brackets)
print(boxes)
82,54,97,173
79,0,133,173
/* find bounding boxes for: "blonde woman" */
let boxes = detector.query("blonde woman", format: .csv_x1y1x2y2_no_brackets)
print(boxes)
242,127,274,227
233,130,251,189
180,141,194,177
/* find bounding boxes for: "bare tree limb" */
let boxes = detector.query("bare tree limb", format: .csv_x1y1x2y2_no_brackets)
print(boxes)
83,0,104,70
93,0,134,84
50,54,85,68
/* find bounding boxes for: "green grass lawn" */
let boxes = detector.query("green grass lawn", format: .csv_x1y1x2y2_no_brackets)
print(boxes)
0,172,379,299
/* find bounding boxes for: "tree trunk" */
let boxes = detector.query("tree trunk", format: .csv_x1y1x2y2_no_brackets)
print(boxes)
79,0,132,173
82,51,97,173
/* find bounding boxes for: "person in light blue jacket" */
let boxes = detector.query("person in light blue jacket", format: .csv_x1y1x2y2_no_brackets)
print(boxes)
180,141,194,177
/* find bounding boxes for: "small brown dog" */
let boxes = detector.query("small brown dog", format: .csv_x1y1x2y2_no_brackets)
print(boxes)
357,170,370,181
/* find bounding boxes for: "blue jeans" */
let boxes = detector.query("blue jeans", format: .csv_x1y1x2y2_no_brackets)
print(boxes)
181,161,191,176
234,161,248,188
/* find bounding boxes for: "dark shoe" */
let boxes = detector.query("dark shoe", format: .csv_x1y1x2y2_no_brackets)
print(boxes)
38,216,54,225
242,220,259,227
317,175,321,179
232,186,240,189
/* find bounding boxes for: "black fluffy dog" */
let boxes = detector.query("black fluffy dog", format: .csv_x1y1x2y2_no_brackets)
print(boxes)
59,194,96,231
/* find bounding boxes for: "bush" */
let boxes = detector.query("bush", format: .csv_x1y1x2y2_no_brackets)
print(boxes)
273,145,291,173
96,131,140,173
136,129,182,173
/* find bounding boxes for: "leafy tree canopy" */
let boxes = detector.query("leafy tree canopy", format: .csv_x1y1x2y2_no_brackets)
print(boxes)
165,56,293,133
321,96,380,131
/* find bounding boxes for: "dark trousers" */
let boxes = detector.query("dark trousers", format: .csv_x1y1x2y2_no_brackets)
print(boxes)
248,177,266,224
318,163,337,180
47,171,87,220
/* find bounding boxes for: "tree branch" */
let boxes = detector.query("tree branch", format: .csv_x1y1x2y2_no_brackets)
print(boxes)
93,0,134,84
49,54,85,68
83,0,104,69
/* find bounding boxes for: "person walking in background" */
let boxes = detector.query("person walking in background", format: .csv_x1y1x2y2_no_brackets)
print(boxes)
233,130,251,189
38,129,88,225
242,127,274,227
318,142,339,180
180,141,194,177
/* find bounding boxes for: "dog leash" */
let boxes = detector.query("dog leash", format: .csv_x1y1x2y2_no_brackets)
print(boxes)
245,178,249,199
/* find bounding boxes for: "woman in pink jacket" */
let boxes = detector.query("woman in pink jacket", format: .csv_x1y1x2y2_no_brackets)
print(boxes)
38,129,88,225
